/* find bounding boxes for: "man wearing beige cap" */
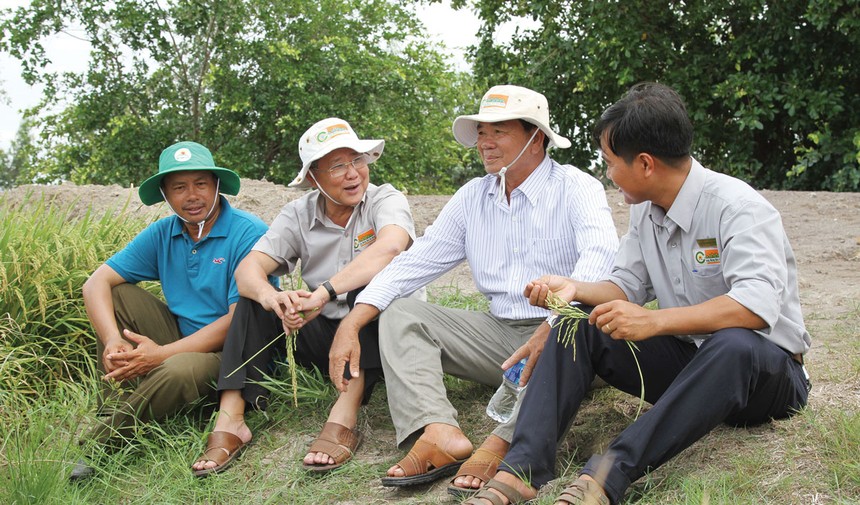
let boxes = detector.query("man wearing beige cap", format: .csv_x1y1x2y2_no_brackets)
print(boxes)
329,85,619,493
192,118,418,476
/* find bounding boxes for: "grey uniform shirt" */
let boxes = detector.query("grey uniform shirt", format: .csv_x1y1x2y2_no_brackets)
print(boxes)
607,159,811,354
253,183,416,319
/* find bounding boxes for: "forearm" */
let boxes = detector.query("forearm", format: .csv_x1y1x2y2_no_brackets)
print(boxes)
339,303,381,332
652,295,767,337
573,280,628,306
160,306,234,356
324,234,408,298
82,266,126,345
235,253,280,302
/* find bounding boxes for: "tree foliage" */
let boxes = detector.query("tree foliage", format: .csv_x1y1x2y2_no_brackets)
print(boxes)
1,0,480,193
458,0,860,191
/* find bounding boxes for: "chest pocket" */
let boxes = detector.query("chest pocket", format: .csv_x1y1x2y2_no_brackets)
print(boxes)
530,236,576,275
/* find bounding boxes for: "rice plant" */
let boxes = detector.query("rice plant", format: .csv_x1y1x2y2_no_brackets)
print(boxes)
0,193,154,399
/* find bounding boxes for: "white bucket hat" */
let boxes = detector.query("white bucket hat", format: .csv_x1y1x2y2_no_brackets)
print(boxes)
289,118,385,188
452,85,571,149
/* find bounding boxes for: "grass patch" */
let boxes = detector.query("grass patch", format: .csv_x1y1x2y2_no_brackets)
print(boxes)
1,198,858,504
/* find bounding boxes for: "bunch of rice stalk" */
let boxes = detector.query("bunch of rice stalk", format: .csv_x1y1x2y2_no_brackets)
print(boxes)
225,327,300,407
545,292,645,419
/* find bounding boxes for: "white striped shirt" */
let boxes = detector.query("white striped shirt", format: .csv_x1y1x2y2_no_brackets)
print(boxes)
357,155,619,319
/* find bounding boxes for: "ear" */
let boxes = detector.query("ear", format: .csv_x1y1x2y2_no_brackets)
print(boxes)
638,153,657,177
307,170,320,189
529,129,546,154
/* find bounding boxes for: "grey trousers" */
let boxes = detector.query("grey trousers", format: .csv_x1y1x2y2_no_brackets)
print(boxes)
379,297,543,446
85,283,221,446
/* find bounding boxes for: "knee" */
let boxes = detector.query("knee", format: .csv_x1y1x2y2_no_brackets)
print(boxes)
379,298,421,332
157,352,219,389
700,328,759,365
110,282,145,305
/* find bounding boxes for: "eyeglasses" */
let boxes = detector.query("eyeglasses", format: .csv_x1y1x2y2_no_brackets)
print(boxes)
316,154,370,179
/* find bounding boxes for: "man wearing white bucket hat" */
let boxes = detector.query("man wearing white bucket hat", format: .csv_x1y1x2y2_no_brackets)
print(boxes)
70,141,270,480
329,85,619,492
192,118,418,476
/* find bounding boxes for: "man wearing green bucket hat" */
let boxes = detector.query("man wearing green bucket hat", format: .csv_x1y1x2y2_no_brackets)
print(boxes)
70,141,271,481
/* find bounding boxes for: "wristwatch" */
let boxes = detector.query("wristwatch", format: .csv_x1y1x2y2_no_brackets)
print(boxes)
321,280,337,302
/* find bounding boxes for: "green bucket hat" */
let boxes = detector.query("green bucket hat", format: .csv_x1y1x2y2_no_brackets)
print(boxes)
138,141,241,205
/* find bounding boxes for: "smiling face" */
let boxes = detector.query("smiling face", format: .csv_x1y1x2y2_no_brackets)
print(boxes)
310,147,370,208
161,170,220,224
475,119,535,175
600,133,648,205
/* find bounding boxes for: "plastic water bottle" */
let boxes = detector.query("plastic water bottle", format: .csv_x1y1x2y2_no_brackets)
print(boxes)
486,358,526,423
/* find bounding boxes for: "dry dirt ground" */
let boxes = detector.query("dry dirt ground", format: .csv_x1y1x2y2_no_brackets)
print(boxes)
3,179,860,502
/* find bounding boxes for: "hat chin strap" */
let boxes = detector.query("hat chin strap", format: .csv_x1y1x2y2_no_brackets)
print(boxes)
497,128,539,203
308,171,357,209
160,178,220,239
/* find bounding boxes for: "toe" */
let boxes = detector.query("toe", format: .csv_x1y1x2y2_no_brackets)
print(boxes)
386,464,405,478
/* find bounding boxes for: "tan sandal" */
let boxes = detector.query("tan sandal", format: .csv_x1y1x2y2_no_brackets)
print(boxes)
462,477,534,505
191,431,248,477
302,422,362,473
555,477,610,505
380,438,467,487
447,447,505,498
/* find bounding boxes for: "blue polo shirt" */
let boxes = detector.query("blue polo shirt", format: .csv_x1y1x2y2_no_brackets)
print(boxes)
107,197,271,337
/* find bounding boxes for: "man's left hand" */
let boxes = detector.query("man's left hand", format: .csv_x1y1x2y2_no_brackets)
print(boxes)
103,329,167,382
501,321,551,387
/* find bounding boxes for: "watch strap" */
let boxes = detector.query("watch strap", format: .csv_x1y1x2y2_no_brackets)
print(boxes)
321,280,337,302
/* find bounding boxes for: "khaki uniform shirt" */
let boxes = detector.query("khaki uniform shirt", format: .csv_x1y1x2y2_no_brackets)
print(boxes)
608,159,811,354
254,183,416,319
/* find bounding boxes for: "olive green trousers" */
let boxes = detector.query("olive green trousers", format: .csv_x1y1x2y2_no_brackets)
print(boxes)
84,283,221,446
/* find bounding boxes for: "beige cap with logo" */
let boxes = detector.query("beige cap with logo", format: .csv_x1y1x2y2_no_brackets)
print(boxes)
452,85,571,149
289,118,385,188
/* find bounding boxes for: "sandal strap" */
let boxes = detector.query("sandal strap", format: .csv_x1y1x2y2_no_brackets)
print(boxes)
452,447,504,483
195,431,243,466
307,422,360,464
557,477,610,505
464,488,506,505
397,439,459,476
463,477,530,505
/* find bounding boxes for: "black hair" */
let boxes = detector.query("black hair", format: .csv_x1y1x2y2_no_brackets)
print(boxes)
518,119,551,151
592,82,693,166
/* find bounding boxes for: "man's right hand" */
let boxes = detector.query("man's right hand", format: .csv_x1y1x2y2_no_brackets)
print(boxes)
524,274,577,307
329,324,361,393
102,337,133,373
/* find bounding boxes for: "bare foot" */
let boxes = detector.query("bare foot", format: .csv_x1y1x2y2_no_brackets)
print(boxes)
304,374,363,467
386,423,473,477
451,434,509,491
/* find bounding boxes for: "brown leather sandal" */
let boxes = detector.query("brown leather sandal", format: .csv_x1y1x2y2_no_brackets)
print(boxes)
380,439,467,487
555,477,610,505
462,477,534,504
447,447,505,498
302,422,363,473
191,431,248,477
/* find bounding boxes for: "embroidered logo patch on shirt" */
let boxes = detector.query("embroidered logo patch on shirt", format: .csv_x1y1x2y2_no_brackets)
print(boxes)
693,238,720,267
212,257,225,264
354,228,376,249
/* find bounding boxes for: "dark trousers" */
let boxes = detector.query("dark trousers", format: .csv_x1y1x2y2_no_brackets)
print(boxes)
217,293,382,411
500,308,809,505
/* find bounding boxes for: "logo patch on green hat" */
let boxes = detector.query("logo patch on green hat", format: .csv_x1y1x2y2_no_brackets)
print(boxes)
174,148,192,162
